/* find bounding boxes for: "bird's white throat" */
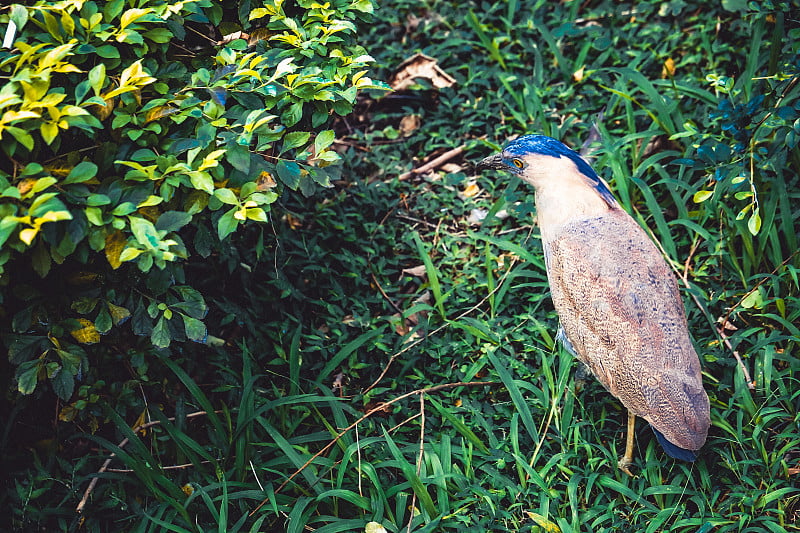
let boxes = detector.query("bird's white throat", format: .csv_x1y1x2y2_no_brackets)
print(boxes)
520,158,615,243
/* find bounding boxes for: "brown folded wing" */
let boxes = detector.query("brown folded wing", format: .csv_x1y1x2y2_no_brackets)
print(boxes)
544,209,710,451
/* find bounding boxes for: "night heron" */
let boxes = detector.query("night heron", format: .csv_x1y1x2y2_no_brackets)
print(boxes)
477,134,710,473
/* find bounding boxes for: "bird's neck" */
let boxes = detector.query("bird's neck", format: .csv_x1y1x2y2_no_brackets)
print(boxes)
534,183,615,244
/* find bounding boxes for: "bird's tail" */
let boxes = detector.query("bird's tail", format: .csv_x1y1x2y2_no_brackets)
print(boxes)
651,427,698,462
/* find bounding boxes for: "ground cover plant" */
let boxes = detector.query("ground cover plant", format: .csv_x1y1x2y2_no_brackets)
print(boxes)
2,0,800,531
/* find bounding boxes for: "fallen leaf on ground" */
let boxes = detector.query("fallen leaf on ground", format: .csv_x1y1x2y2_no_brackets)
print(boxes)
389,53,456,90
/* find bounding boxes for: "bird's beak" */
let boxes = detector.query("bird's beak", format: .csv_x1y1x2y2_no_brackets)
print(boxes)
476,153,504,171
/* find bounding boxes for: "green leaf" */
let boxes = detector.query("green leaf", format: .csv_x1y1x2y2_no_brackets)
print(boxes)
281,131,310,154
51,366,75,400
225,142,251,173
276,160,301,190
155,211,192,233
151,315,171,348
16,360,40,395
182,314,206,342
217,207,239,240
128,216,160,247
214,188,238,205
88,64,106,96
56,349,81,375
31,242,51,277
64,161,98,184
0,218,19,248
95,306,113,334
86,194,111,206
172,286,207,318
107,302,131,325
6,126,34,151
189,171,214,194
314,129,335,154
85,207,104,226
282,101,303,127
143,28,172,43
10,4,29,32
111,202,137,216
95,44,120,58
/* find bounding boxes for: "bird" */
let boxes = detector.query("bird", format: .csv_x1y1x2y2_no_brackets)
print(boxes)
476,134,710,473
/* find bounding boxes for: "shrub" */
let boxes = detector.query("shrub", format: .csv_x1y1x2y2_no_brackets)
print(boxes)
0,0,385,404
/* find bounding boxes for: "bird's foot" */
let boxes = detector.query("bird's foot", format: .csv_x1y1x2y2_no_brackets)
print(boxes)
617,457,635,477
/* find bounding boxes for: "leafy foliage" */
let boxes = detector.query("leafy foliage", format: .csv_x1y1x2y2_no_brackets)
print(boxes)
0,0,385,400
3,0,800,532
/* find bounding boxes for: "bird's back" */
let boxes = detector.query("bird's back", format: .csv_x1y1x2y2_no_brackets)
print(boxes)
544,209,710,451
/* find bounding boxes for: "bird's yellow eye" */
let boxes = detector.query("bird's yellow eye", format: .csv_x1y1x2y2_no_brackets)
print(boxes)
512,158,524,168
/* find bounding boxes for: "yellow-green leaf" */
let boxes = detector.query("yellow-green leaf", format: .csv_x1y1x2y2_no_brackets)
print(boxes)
105,230,126,269
107,302,131,325
249,7,269,19
40,121,58,144
525,512,561,533
19,227,38,245
692,190,713,203
198,149,226,171
144,105,179,123
1,109,40,124
119,8,151,30
70,318,100,344
138,195,164,207
365,523,388,533
748,210,761,235
119,247,143,262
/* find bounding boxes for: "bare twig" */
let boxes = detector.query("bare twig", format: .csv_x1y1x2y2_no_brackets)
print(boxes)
249,381,497,515
105,460,213,473
406,394,427,533
76,410,218,513
370,271,405,315
398,145,465,180
363,253,519,397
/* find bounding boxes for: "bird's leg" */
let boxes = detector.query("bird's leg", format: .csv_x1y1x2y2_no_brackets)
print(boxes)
617,411,636,476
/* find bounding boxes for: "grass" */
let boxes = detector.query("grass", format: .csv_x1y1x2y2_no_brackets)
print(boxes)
3,0,800,531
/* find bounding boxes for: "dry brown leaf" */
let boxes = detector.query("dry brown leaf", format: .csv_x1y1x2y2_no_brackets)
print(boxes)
145,105,179,124
362,401,392,416
440,163,463,174
16,178,37,196
256,171,277,190
402,265,427,277
285,213,303,230
218,31,247,45
391,312,410,336
399,114,421,136
389,53,456,91
332,371,345,396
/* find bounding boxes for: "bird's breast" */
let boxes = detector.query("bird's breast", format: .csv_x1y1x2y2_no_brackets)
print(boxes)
534,185,615,245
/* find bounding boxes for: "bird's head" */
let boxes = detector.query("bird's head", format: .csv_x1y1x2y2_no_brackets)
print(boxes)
477,134,618,208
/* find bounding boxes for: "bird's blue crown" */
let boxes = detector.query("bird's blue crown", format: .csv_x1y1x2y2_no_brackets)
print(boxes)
503,135,617,207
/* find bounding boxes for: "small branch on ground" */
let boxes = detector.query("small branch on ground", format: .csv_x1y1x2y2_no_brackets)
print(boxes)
76,410,218,514
398,145,465,180
249,380,498,516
